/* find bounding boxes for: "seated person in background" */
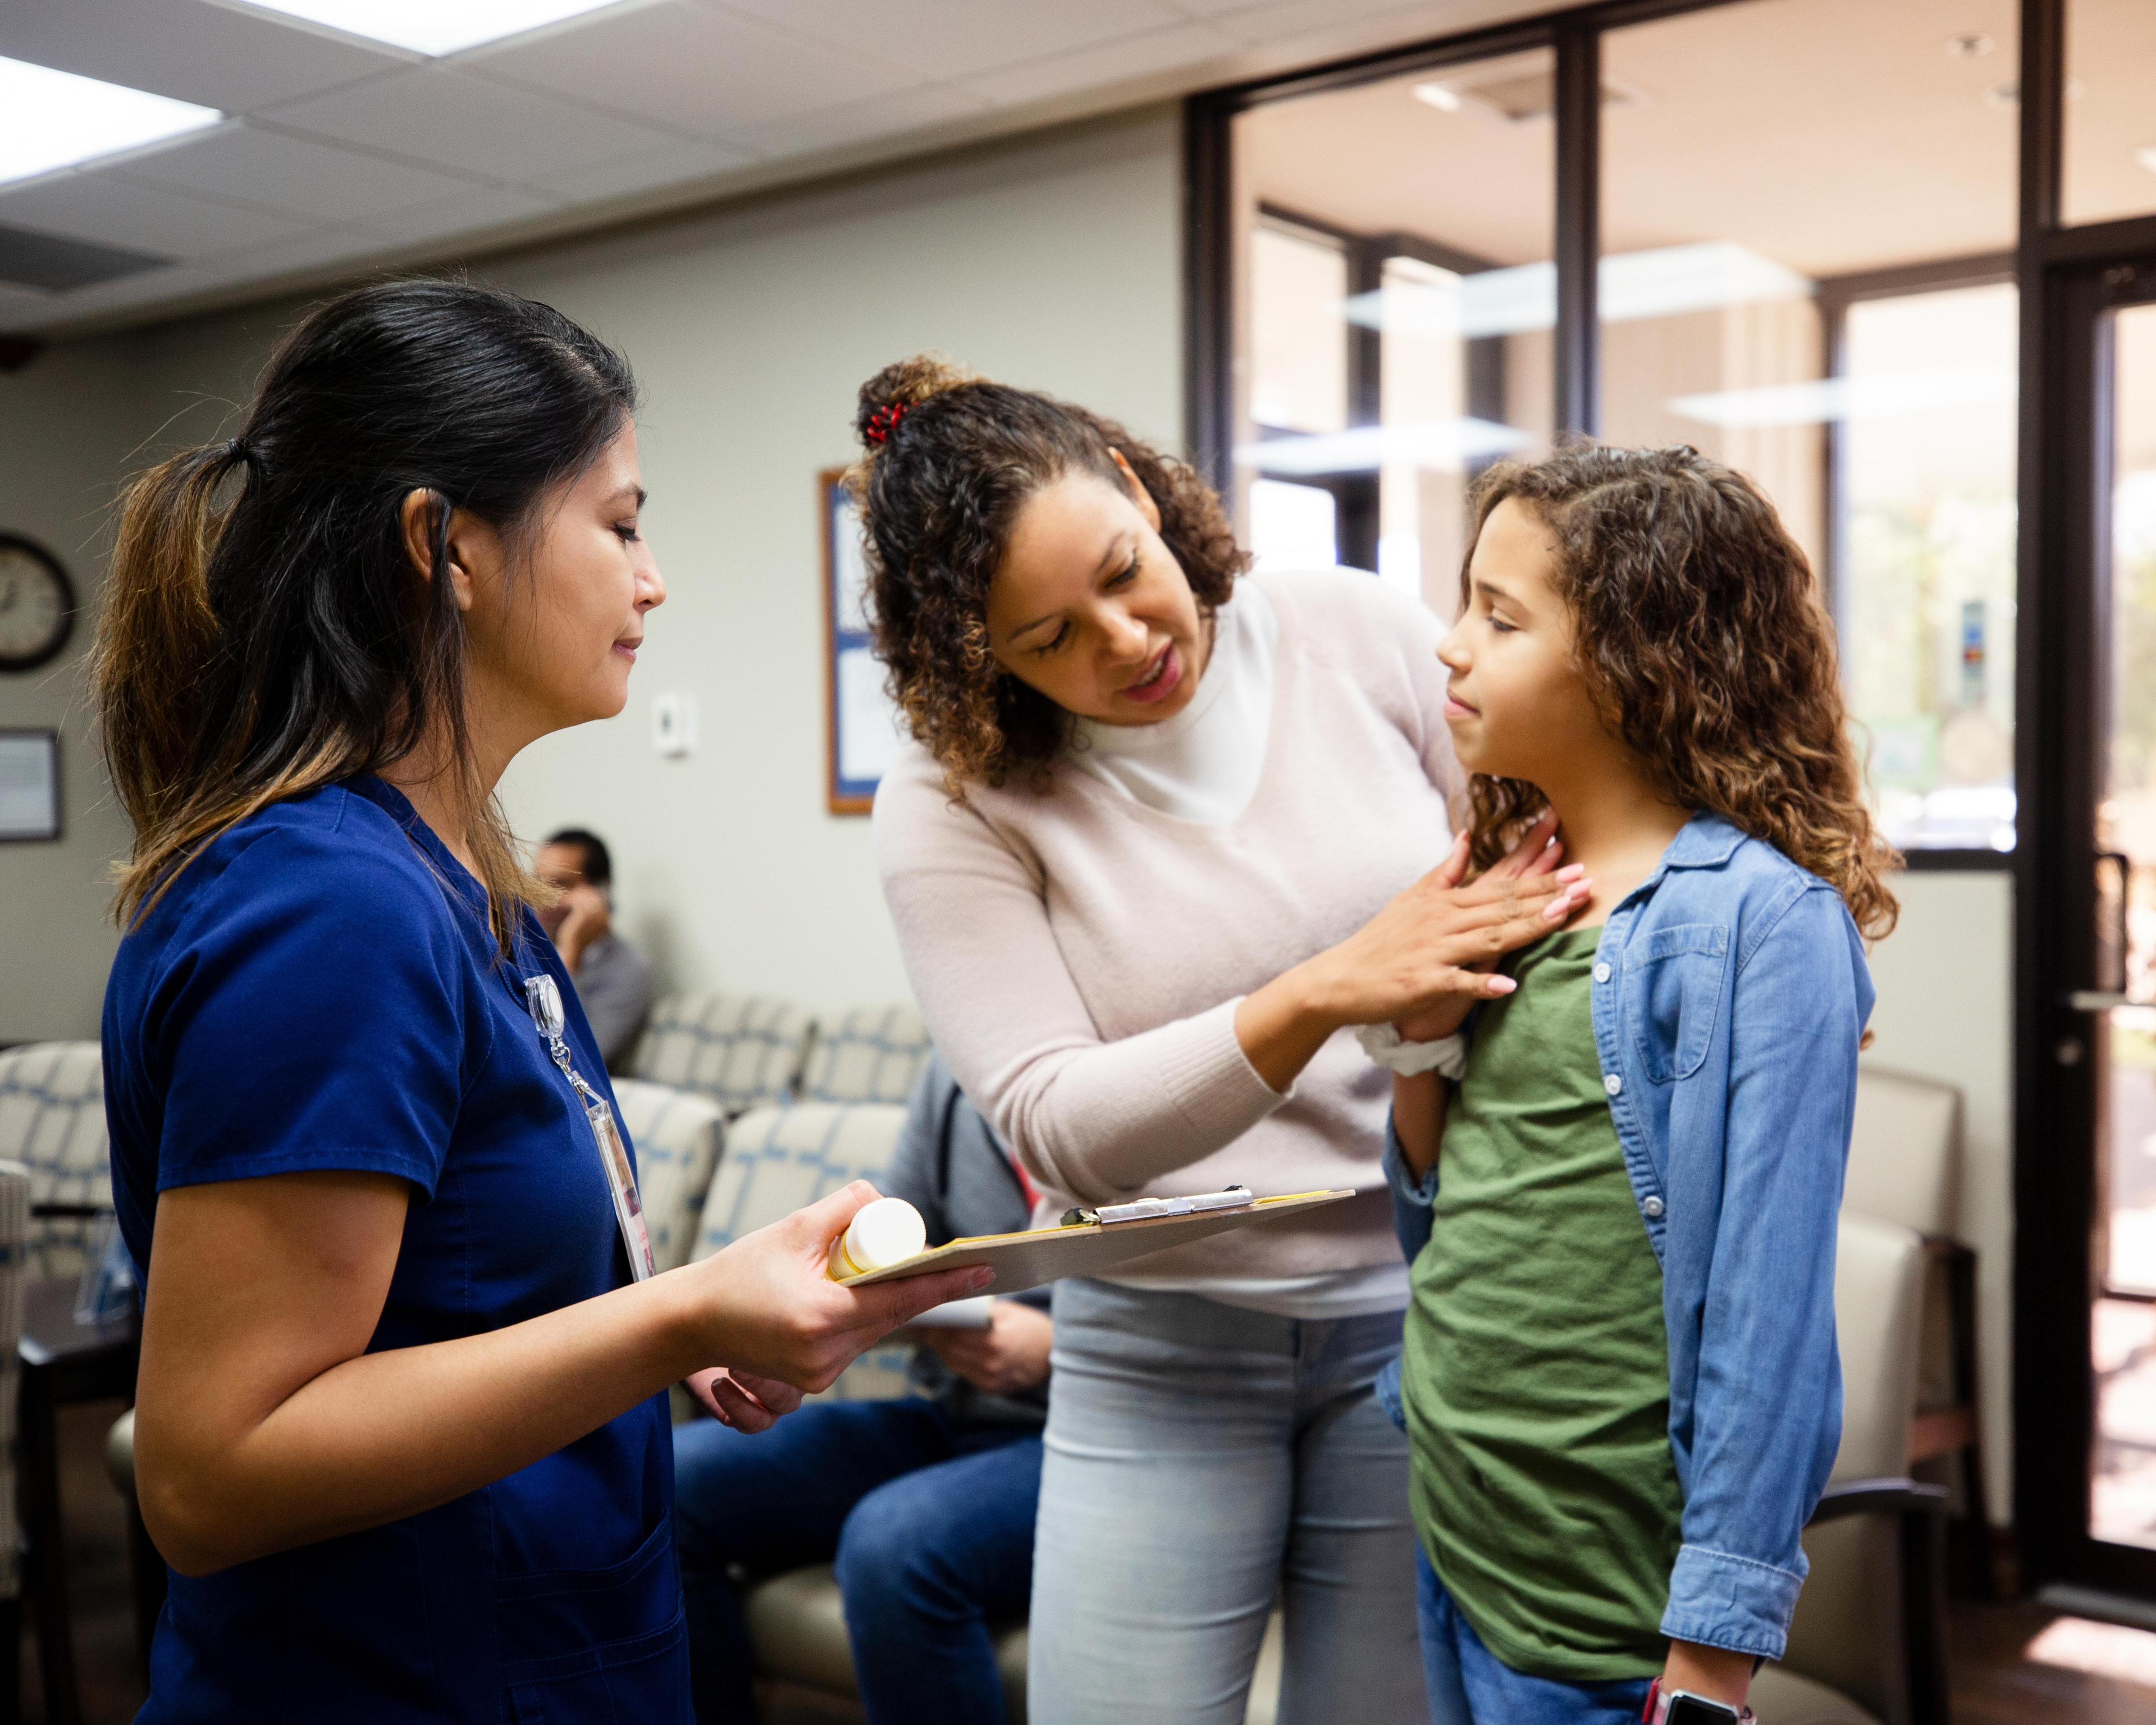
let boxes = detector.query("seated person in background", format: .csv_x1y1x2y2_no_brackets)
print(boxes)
673,1052,1049,1725
535,827,655,1069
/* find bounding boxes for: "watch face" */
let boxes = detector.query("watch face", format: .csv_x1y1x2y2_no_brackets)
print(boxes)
1665,1697,1742,1725
0,539,75,672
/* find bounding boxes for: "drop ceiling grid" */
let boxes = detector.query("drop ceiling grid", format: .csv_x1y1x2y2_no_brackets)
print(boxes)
0,0,1549,334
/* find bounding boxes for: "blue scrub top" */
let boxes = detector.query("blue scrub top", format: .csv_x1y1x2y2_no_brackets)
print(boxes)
103,776,690,1724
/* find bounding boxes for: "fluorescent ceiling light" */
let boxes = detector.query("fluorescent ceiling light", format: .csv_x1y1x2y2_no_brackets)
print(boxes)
1412,82,1463,112
1345,242,1814,340
1666,368,2016,428
1236,418,1532,477
230,0,634,57
0,57,222,189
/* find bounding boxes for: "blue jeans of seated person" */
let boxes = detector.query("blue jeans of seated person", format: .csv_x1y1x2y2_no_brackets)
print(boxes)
672,1398,1042,1725
1417,1548,1655,1725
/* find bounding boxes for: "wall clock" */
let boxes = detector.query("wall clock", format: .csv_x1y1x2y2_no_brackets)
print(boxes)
0,536,76,674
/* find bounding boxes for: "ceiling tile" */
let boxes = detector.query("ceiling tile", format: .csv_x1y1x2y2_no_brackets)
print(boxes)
0,0,406,113
1204,0,1481,50
113,124,490,222
349,185,564,247
710,0,1187,80
531,139,756,202
266,66,689,186
0,171,309,262
473,1,912,139
730,83,993,158
958,21,1237,107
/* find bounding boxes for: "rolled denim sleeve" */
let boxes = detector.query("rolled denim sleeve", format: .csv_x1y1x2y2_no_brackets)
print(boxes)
1661,886,1866,1660
1382,1108,1438,1266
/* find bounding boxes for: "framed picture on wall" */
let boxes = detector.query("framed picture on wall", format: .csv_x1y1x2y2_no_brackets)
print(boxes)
822,468,906,814
0,729,60,842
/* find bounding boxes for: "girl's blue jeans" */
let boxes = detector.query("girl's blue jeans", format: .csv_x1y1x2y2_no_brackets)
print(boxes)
1418,1547,1655,1725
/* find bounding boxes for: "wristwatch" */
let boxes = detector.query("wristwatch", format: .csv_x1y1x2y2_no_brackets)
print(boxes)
1643,1680,1755,1724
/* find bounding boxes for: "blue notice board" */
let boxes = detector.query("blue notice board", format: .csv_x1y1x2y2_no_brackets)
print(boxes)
823,468,905,813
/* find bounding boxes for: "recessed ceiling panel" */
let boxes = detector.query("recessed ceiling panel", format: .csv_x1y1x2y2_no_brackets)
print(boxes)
0,0,406,112
266,65,686,184
115,124,490,221
473,1,905,139
715,0,1186,81
0,170,308,259
0,221,171,291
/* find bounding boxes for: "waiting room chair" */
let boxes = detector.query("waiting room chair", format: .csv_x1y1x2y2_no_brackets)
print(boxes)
1844,1066,1988,1594
609,1078,725,1274
630,994,815,1117
0,1043,114,1280
1751,1212,1948,1725
798,1005,935,1106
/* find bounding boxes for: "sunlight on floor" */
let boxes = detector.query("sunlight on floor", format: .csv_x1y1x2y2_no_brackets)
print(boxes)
2024,1616,2156,1691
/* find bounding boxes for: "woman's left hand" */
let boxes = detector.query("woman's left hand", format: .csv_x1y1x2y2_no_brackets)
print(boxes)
682,1366,805,1434
1394,812,1568,1043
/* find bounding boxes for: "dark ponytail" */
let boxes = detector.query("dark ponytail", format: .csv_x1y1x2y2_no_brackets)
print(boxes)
94,277,638,948
848,354,1246,793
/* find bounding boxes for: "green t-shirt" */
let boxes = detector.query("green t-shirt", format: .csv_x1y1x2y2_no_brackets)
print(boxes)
1402,926,1683,1683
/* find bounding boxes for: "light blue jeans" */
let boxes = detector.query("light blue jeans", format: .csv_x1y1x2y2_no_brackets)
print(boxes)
1027,1279,1426,1725
1417,1549,1655,1725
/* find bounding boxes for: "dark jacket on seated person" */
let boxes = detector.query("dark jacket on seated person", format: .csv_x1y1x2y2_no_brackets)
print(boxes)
879,1052,1048,1427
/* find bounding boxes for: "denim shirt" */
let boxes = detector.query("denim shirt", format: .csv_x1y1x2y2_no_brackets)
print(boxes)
1376,811,1872,1663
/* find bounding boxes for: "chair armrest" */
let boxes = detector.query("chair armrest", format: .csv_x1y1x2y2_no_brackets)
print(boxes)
30,1202,112,1221
1805,1477,1950,1527
1805,1477,1954,1725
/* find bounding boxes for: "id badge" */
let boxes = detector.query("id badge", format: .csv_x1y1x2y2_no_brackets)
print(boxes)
526,974,657,1282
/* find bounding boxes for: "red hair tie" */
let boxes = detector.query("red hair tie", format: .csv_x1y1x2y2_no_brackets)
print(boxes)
865,403,908,446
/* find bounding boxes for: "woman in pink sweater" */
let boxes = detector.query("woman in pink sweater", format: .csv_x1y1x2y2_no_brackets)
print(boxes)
857,356,1586,1725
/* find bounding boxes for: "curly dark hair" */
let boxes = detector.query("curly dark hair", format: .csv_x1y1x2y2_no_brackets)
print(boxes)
848,354,1248,792
1462,445,1900,941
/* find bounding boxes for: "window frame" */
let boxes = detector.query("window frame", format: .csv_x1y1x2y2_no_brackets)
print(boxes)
1187,0,2031,874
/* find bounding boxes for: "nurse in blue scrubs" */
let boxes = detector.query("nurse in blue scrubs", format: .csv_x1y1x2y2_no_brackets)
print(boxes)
94,279,989,1723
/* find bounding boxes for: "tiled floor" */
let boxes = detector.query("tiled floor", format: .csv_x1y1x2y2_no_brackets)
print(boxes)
24,1399,2156,1725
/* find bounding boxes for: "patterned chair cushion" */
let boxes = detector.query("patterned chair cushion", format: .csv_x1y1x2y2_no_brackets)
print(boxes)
609,1079,725,1276
689,1102,913,1404
798,1003,934,1106
629,994,812,1116
0,1042,112,1280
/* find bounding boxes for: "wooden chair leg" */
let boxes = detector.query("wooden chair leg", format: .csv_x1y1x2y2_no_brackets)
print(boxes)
1941,1244,1994,1600
0,1597,20,1725
19,1375,79,1725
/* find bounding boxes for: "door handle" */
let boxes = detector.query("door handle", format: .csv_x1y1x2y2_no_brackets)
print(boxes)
2065,854,2135,1012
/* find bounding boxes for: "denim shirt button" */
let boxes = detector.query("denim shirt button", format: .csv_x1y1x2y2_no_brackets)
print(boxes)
1593,962,1612,983
1603,1072,1623,1096
1642,1195,1665,1220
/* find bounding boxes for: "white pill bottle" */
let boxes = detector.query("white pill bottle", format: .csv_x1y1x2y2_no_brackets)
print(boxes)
827,1196,927,1280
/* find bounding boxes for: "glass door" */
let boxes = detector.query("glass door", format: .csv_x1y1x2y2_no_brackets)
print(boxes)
2032,258,2156,1599
2091,296,2156,1562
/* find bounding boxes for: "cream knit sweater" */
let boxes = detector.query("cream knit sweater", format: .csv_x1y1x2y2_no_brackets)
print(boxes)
874,569,1461,1286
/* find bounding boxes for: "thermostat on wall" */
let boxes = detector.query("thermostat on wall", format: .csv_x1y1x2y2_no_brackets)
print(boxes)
651,691,698,758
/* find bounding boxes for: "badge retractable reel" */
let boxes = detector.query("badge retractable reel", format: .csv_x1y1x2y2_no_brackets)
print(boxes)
526,973,656,1281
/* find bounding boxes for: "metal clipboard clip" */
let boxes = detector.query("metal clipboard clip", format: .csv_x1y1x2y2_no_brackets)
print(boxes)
1061,1185,1254,1228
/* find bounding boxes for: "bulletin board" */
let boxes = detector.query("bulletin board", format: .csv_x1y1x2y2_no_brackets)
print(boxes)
822,468,905,814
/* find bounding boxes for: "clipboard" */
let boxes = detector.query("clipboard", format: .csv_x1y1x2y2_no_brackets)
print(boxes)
837,1189,1354,1298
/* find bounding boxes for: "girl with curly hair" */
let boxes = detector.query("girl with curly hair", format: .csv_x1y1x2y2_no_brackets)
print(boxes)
1382,446,1898,1725
858,355,1591,1725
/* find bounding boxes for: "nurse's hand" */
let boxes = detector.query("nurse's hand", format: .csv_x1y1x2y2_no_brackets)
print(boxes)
682,1366,802,1434
683,1183,995,1397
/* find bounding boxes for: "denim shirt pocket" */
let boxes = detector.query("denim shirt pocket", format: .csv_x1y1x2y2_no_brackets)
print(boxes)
1624,921,1732,1083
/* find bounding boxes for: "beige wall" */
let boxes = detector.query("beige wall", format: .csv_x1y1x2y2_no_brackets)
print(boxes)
0,106,1183,1033
1865,869,2016,1525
